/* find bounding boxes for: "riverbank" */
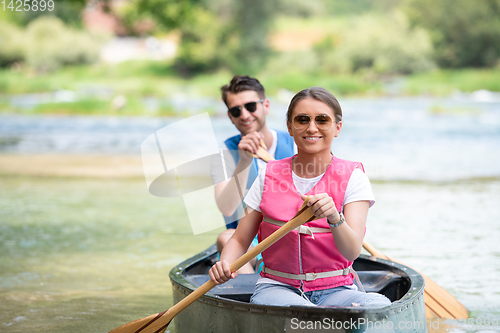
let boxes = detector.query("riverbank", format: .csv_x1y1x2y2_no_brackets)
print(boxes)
0,154,144,178
2,62,500,116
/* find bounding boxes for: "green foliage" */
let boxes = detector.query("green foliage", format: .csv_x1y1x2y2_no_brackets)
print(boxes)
320,0,403,16
132,0,203,31
174,7,237,74
404,68,500,95
229,0,278,74
272,0,326,18
267,13,435,77
260,71,383,96
0,20,24,66
314,13,435,75
0,0,90,27
22,17,105,72
131,0,277,75
405,0,500,67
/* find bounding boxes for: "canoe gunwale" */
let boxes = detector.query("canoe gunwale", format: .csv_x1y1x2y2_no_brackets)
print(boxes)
169,244,426,320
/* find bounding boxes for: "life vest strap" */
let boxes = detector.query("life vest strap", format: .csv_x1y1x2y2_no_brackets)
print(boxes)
261,265,352,282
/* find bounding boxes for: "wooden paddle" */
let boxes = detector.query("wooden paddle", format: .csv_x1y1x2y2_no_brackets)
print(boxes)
363,240,468,319
246,138,274,162
108,198,316,333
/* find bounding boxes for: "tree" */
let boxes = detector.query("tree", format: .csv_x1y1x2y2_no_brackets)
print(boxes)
404,0,500,67
128,0,278,75
2,0,90,27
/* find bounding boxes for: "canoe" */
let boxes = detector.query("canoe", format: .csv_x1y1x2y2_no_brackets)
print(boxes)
169,245,426,333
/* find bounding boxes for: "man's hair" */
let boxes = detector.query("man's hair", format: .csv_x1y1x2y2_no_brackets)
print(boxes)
221,75,265,106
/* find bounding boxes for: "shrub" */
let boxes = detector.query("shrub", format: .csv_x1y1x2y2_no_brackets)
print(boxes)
405,0,500,68
23,17,105,72
0,21,25,67
315,12,436,75
175,7,238,74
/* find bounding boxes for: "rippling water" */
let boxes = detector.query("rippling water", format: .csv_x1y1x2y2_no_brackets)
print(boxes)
2,95,500,181
1,96,499,332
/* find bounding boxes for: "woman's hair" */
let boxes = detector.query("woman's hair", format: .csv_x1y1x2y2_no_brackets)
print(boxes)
286,87,342,123
221,75,265,106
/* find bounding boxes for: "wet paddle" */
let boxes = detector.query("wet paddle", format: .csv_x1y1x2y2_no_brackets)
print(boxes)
108,198,316,333
362,240,468,319
247,139,274,162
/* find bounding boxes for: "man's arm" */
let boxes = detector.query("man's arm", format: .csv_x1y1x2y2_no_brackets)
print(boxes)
214,132,263,217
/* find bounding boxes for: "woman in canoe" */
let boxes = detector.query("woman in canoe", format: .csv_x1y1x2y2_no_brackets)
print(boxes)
209,87,390,307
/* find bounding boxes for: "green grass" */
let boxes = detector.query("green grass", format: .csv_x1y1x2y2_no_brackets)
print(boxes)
1,61,500,116
260,71,383,97
404,68,500,96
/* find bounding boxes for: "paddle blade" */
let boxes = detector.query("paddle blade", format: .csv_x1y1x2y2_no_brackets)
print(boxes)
109,310,172,333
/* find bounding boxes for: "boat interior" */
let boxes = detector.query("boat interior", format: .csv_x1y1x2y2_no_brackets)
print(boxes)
182,249,412,303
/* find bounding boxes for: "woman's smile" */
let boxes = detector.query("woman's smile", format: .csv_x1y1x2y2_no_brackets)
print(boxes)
303,135,323,142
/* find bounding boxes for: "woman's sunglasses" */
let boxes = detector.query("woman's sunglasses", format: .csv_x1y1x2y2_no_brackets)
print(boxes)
293,114,334,131
228,99,264,118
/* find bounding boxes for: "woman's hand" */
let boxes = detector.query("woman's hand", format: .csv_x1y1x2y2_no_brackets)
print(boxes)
300,193,341,224
209,260,238,285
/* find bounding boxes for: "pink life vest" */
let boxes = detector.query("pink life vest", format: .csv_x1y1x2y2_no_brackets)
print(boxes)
258,155,364,291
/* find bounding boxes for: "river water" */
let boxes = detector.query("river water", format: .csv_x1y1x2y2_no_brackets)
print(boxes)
1,95,499,332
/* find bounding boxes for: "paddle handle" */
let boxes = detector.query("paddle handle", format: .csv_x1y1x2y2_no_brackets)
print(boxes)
246,139,275,163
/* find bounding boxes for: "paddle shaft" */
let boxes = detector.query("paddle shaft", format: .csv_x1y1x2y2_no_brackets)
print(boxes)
172,201,315,322
109,200,315,333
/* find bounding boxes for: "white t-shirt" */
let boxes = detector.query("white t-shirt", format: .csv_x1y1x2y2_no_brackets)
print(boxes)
244,163,375,286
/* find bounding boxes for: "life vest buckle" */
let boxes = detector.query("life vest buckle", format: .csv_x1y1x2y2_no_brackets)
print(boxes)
305,272,318,281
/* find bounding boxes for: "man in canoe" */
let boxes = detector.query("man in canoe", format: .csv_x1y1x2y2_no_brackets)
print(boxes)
213,75,295,273
210,87,391,307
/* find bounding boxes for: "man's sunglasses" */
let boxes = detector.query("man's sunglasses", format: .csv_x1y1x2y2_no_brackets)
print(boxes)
293,114,335,131
228,99,264,118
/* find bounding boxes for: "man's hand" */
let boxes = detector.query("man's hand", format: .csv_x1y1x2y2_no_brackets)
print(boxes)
238,132,264,162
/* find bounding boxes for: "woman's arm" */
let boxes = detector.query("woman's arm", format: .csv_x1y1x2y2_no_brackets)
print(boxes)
209,208,262,284
330,200,368,261
302,193,368,261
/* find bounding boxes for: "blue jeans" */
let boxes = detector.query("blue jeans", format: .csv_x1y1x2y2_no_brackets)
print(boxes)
250,283,391,307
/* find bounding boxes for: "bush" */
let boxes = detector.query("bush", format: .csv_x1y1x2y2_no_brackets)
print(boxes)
315,12,436,75
0,21,25,67
405,0,500,68
175,7,238,74
23,17,105,72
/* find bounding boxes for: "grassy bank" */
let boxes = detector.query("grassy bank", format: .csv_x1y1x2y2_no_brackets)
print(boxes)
1,61,499,116
404,68,500,95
